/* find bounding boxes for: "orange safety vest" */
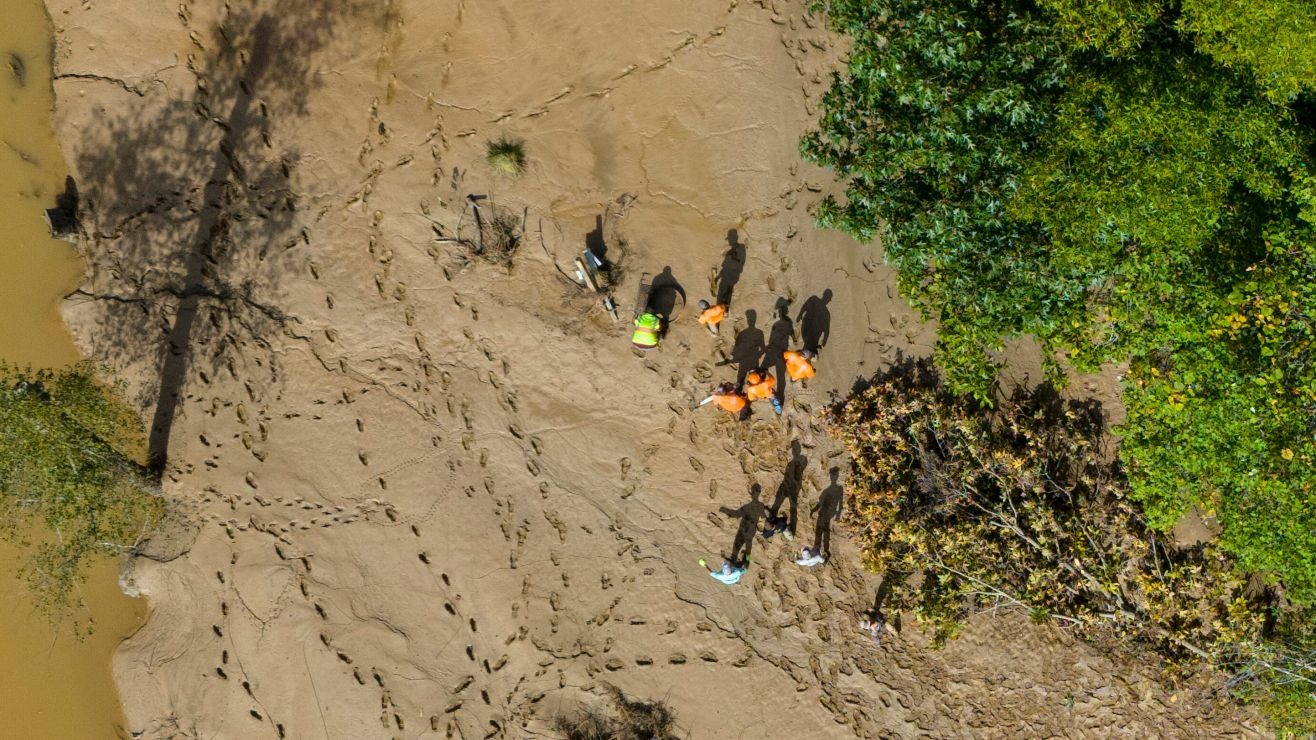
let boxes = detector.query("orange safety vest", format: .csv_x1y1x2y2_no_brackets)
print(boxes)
697,304,727,328
744,372,776,401
784,351,815,381
712,391,747,415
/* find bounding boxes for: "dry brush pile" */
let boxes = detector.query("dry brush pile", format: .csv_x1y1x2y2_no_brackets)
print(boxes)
826,363,1316,731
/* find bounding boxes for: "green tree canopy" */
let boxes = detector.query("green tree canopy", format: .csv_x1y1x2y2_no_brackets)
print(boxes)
1180,0,1316,102
806,0,1316,605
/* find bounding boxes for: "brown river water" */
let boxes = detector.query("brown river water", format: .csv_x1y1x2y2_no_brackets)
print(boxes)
0,1,145,736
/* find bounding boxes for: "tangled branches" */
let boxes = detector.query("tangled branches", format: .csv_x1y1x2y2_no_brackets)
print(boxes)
827,362,1314,730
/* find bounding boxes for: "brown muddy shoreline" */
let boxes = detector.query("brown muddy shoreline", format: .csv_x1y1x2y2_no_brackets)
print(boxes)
46,0,1261,737
0,2,144,738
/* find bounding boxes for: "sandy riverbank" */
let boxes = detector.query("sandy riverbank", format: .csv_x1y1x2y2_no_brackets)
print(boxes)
47,0,1262,736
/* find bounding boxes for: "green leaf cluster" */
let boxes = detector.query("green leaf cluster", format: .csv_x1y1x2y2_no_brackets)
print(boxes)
0,364,162,630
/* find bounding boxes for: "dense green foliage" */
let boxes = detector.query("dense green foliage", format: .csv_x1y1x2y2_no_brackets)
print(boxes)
805,0,1316,613
0,364,161,628
829,369,1316,732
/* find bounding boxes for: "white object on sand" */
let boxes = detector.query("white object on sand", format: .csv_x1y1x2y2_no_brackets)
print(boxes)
795,547,825,567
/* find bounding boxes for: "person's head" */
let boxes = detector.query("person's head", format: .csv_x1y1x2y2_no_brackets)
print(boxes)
744,308,757,327
747,370,762,385
822,288,833,304
698,299,710,311
829,466,840,482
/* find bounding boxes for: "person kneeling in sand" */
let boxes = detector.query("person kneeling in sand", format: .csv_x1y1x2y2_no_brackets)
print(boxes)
858,615,886,647
783,348,816,384
744,369,782,415
795,546,825,567
631,310,664,350
704,382,749,419
696,300,727,335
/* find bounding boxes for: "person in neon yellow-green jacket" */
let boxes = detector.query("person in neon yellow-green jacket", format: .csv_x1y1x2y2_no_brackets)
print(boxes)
631,310,663,350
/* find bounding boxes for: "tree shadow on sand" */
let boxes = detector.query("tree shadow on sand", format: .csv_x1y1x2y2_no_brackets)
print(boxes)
65,1,382,472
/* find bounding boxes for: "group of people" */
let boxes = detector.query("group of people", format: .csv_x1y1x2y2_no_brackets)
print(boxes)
629,289,818,418
695,299,817,419
628,263,883,643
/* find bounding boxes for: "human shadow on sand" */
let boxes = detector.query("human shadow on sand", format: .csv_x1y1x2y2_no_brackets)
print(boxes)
729,308,766,388
720,483,765,565
766,297,793,402
648,266,686,322
715,228,745,307
812,467,844,558
797,289,833,354
768,440,806,537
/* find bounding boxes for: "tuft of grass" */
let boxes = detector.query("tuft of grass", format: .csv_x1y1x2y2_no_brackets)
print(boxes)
485,136,527,176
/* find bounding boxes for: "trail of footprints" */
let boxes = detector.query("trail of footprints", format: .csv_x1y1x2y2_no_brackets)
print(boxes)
207,530,502,738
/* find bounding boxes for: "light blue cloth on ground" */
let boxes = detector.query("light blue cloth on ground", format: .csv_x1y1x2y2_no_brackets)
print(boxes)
710,566,746,585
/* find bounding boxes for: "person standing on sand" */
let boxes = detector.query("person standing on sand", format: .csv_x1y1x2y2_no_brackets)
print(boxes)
859,614,885,647
744,369,782,415
795,546,825,567
696,299,727,335
701,557,747,585
761,513,791,540
783,348,816,383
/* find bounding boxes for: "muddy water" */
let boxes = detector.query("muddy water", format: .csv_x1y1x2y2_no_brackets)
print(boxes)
0,1,145,737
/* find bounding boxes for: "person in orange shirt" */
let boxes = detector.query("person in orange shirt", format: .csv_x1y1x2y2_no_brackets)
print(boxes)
704,382,749,418
696,299,727,335
783,348,816,383
744,369,783,415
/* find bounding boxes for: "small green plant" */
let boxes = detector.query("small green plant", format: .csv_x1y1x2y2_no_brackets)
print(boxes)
485,136,527,176
0,363,163,632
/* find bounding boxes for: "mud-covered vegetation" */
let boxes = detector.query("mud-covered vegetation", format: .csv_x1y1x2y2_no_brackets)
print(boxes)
0,364,162,630
806,0,1316,728
554,684,680,740
829,366,1316,731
